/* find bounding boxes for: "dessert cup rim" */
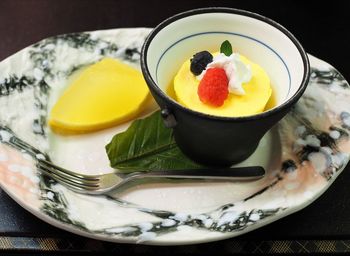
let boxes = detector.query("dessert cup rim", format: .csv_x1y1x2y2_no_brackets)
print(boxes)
141,7,310,122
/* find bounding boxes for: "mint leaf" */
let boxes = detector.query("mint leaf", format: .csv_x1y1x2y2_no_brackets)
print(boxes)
220,40,233,56
105,111,203,172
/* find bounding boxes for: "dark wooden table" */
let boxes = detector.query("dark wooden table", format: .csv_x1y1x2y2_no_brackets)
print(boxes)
0,0,350,254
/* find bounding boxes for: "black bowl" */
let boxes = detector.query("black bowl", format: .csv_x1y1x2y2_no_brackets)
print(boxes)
141,7,310,166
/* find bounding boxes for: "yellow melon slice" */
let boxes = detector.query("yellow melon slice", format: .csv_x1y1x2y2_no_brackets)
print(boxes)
49,58,149,133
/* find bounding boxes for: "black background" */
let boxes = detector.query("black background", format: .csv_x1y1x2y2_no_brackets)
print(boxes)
1,0,349,81
0,0,350,253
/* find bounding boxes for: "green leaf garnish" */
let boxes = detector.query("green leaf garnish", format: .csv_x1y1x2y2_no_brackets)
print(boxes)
220,40,233,56
105,111,203,172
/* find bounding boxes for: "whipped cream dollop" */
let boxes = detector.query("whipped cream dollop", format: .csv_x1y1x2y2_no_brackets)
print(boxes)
198,53,252,95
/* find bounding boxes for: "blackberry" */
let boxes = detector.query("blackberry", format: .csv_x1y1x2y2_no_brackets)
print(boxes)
190,51,213,76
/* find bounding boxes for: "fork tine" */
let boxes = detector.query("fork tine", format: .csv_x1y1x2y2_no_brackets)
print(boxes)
42,172,99,192
37,161,101,185
3,138,29,154
38,164,100,189
0,126,40,154
8,137,101,182
55,182,95,193
0,127,103,186
37,162,101,187
37,162,99,187
0,127,47,159
12,137,48,158
38,160,100,181
6,138,101,186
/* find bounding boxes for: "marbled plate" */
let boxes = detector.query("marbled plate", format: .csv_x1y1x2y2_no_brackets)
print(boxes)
0,28,349,245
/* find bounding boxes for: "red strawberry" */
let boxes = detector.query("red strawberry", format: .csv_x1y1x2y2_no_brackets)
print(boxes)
197,68,229,107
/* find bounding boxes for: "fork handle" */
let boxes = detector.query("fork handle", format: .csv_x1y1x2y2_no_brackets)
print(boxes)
133,166,265,181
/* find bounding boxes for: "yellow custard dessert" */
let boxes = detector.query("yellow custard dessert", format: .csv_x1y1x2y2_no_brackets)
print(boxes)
173,52,272,117
49,58,149,133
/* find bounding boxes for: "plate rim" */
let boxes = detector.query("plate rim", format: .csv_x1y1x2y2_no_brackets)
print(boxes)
0,28,347,245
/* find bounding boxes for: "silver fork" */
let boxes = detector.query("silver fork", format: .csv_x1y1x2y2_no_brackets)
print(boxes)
0,126,265,195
